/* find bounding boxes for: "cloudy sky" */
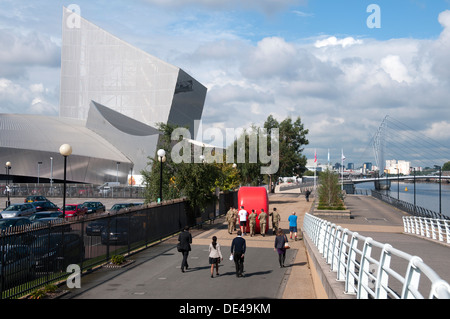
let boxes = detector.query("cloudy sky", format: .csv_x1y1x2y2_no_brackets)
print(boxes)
1,0,450,169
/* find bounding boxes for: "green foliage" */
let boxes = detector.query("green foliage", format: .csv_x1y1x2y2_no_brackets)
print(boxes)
29,284,58,299
111,255,125,265
442,161,450,171
141,123,238,210
317,169,345,210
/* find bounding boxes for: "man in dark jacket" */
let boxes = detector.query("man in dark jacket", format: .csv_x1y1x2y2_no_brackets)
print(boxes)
178,226,192,272
231,230,246,277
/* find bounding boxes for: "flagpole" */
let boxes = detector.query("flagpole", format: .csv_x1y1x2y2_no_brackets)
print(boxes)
314,149,317,192
341,148,344,191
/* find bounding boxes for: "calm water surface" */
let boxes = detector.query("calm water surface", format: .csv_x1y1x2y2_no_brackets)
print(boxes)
356,181,450,218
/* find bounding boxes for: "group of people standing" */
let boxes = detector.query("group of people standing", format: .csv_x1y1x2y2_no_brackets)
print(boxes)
176,206,301,278
226,206,283,237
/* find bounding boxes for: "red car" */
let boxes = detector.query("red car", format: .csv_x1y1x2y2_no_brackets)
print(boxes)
61,204,87,218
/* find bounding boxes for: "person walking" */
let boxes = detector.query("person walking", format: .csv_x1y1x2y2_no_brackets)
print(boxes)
248,209,257,237
209,236,223,278
178,226,192,272
274,228,288,267
288,211,298,241
226,206,236,234
231,230,246,277
270,207,281,235
233,208,239,231
305,190,311,202
238,206,248,235
258,208,268,237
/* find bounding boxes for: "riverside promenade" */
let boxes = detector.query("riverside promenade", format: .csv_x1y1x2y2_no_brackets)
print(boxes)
60,188,450,301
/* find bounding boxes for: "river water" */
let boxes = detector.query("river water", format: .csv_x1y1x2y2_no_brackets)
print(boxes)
355,181,450,218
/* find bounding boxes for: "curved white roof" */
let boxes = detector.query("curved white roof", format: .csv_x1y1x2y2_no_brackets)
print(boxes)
0,113,130,163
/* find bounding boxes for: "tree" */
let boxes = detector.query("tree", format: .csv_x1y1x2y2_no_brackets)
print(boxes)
442,161,450,171
141,123,181,203
264,115,309,189
317,169,344,210
141,123,239,209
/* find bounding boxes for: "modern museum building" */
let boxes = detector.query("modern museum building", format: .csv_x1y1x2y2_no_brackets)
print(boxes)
0,7,207,186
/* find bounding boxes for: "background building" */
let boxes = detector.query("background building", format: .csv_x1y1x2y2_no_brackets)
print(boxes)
0,7,206,185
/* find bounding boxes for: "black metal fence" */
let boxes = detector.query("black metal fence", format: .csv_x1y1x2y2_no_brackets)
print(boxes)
0,191,237,299
1,183,145,199
371,190,450,220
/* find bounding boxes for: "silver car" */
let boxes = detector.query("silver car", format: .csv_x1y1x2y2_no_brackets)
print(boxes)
1,203,36,218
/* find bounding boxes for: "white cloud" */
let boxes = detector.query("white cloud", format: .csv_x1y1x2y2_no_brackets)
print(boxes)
380,55,414,84
314,36,363,48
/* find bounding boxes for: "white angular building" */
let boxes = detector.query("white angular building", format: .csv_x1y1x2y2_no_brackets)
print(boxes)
0,7,206,185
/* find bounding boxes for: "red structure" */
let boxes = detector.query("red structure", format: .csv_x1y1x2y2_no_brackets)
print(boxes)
237,186,269,234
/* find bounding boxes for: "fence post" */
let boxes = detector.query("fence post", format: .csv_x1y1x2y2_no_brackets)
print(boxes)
345,233,358,295
401,256,423,299
357,237,373,299
375,244,392,299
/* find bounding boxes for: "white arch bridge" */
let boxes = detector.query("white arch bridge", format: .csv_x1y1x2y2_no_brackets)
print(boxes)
343,175,450,190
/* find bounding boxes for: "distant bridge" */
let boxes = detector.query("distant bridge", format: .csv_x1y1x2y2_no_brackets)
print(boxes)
345,175,450,184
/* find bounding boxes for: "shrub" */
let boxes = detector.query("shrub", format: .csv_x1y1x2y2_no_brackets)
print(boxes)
111,255,125,265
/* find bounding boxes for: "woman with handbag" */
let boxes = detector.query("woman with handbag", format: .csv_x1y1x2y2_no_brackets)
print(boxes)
274,228,289,268
209,236,223,278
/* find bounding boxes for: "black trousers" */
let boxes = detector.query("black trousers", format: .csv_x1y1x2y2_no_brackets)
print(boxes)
181,251,189,270
233,252,244,276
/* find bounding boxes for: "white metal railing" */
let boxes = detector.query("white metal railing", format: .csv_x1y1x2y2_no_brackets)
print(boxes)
403,216,450,244
303,213,450,299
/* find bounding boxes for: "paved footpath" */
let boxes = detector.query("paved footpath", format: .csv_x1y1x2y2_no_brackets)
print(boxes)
62,192,319,300
311,193,450,298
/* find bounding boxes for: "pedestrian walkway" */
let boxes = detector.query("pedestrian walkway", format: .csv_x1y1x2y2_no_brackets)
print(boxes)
61,191,319,299
305,193,450,298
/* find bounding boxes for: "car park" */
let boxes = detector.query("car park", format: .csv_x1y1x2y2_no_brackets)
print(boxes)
31,201,59,212
86,218,108,236
0,245,36,290
109,203,136,214
0,217,32,229
24,195,49,203
1,203,36,218
61,204,87,218
31,233,84,271
82,201,106,214
100,217,131,244
29,211,64,221
31,217,71,233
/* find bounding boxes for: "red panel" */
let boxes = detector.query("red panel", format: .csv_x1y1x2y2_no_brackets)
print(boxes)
237,187,269,234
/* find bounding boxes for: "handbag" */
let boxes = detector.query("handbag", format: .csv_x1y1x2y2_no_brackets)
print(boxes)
284,235,290,249
177,243,182,252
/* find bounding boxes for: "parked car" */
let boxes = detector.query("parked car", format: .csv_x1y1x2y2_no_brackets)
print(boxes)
24,195,49,203
0,217,32,228
100,217,142,245
86,219,108,236
1,203,36,218
31,201,59,212
29,211,64,221
100,217,131,244
31,217,71,233
61,204,87,218
82,201,106,214
0,245,36,290
31,233,84,271
109,203,135,214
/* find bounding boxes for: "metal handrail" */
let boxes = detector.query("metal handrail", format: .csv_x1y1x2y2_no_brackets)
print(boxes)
403,216,450,244
303,213,450,299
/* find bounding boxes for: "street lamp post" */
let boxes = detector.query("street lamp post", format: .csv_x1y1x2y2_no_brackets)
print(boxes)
157,149,166,203
5,161,11,208
59,144,72,216
37,161,42,185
